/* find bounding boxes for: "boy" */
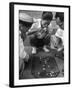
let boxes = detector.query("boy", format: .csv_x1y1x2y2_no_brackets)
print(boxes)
55,12,64,51
27,12,53,53
19,12,33,77
51,12,64,52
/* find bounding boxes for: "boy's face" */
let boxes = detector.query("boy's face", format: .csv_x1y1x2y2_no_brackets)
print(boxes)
56,17,64,30
41,20,51,28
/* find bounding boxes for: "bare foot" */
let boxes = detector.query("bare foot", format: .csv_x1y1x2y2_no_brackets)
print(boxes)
43,46,50,52
32,47,37,54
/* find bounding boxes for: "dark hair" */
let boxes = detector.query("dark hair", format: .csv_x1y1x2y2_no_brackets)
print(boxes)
19,20,32,28
55,12,64,22
19,20,32,41
42,12,53,21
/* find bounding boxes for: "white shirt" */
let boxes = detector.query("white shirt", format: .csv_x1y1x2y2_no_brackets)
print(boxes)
55,28,64,45
28,18,41,32
19,35,27,59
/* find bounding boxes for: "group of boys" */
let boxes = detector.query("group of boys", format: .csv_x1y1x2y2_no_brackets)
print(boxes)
26,11,64,54
19,11,64,77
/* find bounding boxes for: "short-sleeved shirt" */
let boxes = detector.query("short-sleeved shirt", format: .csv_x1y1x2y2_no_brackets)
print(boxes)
55,28,64,45
51,28,64,49
28,19,41,32
28,18,50,39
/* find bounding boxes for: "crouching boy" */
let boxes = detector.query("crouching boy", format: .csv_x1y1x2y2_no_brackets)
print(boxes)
27,12,53,54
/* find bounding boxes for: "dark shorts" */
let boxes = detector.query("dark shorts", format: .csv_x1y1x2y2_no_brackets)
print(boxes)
30,35,50,48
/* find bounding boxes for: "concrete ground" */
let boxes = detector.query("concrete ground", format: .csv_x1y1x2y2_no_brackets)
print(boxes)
20,36,64,79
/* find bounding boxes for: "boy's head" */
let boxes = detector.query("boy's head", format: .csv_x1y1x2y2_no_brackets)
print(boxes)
41,12,53,28
19,12,33,41
55,12,64,30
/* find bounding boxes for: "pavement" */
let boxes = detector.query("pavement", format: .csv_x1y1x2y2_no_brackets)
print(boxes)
19,47,64,79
